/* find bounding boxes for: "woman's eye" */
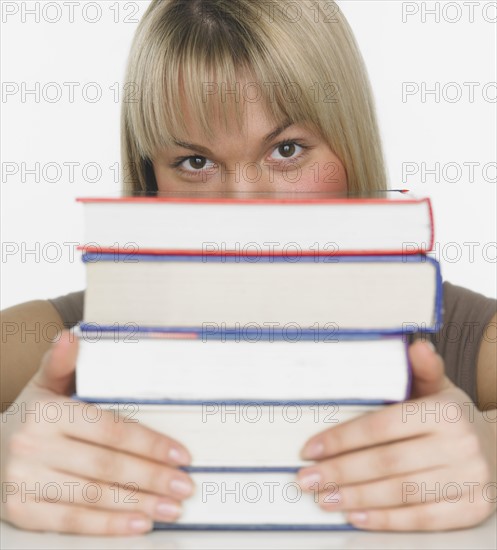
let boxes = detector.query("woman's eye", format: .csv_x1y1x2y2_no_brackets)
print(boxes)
270,142,304,161
174,156,218,177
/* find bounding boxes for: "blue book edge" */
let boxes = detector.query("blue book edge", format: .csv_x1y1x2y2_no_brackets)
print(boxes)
153,522,358,530
72,396,403,406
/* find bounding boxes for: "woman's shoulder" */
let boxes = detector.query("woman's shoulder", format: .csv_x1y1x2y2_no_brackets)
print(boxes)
442,280,497,325
435,280,496,403
47,289,85,329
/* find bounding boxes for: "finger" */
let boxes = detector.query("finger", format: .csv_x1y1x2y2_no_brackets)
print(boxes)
300,400,436,460
32,330,78,395
41,436,195,501
9,465,182,522
297,434,447,489
59,403,191,466
314,467,472,511
4,498,153,535
409,340,453,398
345,498,496,531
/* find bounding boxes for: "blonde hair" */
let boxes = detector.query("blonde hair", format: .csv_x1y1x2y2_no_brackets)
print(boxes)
121,0,387,194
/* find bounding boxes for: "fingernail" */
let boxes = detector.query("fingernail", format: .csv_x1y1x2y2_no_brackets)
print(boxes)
170,477,194,497
297,470,322,489
156,501,181,520
129,517,153,533
169,446,191,465
348,511,368,524
302,439,324,460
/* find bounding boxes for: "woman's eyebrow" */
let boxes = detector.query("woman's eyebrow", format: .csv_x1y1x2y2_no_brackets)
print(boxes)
171,120,294,156
171,139,213,156
262,119,293,143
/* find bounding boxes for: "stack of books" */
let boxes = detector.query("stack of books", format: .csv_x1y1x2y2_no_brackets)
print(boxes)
74,191,441,529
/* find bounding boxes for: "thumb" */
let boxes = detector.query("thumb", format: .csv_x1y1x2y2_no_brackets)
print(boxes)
32,330,79,396
408,339,454,399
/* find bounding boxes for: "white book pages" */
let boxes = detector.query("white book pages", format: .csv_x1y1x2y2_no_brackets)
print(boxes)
84,260,438,329
82,199,432,253
76,336,409,401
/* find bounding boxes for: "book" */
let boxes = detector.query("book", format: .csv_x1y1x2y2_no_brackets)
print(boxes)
76,192,433,256
75,329,411,402
81,253,442,333
153,468,351,529
81,400,382,467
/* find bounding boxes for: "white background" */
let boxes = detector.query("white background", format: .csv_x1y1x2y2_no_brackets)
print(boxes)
1,0,496,309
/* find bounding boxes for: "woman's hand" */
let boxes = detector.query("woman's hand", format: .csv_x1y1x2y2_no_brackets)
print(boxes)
296,340,497,531
1,330,194,535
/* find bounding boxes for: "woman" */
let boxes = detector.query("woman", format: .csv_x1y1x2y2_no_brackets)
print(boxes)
1,0,496,535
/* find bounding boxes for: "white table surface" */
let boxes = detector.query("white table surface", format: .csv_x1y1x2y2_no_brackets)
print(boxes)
1,514,496,550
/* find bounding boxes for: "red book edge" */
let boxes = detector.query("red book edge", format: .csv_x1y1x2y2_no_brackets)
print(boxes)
76,196,430,206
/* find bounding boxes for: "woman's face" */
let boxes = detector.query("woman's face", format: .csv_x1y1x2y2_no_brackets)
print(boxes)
152,94,348,194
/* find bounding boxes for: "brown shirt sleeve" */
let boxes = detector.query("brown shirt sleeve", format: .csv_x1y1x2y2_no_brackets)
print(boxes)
47,290,85,330
409,281,497,404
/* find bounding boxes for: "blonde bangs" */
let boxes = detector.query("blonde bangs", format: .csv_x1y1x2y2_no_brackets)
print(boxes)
125,8,322,159
122,0,387,193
